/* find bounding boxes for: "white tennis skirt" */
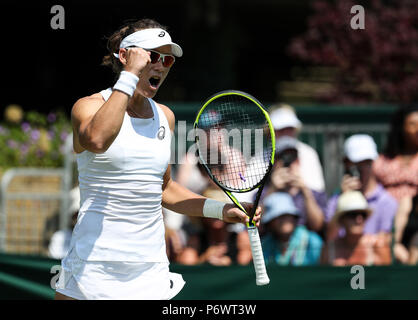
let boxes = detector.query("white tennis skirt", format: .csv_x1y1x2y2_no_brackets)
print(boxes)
56,248,185,300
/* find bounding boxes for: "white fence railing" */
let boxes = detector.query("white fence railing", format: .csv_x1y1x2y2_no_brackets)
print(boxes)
0,135,75,255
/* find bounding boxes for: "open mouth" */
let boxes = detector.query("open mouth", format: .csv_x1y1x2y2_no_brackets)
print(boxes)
149,76,161,88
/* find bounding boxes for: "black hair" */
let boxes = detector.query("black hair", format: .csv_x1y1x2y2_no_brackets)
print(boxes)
383,104,418,158
102,18,167,75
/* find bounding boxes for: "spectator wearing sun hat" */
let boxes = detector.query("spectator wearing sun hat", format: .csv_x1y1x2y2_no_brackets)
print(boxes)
261,192,323,266
321,191,392,266
325,134,398,241
269,104,325,193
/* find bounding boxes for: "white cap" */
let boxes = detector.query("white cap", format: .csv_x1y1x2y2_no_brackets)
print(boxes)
333,191,372,222
114,28,183,58
275,136,298,153
270,108,302,130
344,134,378,163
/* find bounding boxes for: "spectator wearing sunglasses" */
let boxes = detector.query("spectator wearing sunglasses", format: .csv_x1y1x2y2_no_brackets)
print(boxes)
321,191,392,266
325,135,398,241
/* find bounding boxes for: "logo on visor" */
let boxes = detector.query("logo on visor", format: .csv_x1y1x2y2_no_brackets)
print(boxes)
158,31,166,37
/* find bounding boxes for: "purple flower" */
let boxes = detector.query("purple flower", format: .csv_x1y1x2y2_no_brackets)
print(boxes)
21,122,31,133
7,140,18,149
20,144,29,155
48,130,55,139
47,113,57,123
60,131,69,142
0,125,8,135
31,129,40,141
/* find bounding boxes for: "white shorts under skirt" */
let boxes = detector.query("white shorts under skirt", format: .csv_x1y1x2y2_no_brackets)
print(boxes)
56,248,185,300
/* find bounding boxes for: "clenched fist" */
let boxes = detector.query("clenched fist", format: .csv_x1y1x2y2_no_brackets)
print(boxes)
118,47,151,77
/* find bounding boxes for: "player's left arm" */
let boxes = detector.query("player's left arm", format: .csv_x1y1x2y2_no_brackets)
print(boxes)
158,103,259,225
162,165,259,224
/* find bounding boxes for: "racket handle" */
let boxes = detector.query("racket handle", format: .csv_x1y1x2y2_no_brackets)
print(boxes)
247,226,270,286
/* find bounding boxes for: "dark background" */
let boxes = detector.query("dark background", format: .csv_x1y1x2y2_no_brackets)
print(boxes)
1,0,311,115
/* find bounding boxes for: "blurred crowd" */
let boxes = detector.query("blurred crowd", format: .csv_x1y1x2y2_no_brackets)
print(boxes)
162,103,418,267
49,104,418,268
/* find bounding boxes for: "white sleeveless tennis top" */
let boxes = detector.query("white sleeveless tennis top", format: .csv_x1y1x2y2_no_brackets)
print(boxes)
70,88,171,262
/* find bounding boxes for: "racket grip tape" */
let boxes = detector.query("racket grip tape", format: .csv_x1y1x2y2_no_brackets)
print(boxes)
247,226,270,286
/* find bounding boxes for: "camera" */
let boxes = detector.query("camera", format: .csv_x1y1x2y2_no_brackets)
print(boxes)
278,150,298,168
345,165,360,178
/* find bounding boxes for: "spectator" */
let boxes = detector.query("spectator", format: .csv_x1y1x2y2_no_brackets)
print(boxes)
163,207,188,263
176,151,209,195
165,155,208,264
373,104,418,201
325,134,398,241
167,213,204,265
265,136,327,233
393,195,418,265
165,159,206,265
270,104,326,193
48,187,80,259
199,184,233,266
321,191,392,266
176,108,222,196
261,192,323,266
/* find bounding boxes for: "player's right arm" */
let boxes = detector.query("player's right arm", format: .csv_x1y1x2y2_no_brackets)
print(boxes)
71,91,130,154
72,47,151,154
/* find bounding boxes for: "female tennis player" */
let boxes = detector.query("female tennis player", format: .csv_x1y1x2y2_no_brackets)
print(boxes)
54,19,262,300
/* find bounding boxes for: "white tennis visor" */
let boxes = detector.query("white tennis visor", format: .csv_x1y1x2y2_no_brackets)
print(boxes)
113,28,183,58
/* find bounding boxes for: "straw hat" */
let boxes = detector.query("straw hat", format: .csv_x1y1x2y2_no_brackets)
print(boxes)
332,191,372,223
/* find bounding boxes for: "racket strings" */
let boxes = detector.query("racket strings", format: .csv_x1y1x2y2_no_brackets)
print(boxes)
196,94,273,191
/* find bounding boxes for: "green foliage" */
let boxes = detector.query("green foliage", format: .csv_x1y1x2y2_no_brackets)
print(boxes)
0,110,72,169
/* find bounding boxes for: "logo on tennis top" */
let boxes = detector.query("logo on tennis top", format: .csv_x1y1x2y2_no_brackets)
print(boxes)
157,126,166,140
158,31,166,37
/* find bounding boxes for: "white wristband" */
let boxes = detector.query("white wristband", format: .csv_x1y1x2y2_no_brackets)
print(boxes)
203,199,225,220
113,71,139,97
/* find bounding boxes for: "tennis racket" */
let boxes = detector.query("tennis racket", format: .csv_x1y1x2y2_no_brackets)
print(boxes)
194,90,275,286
